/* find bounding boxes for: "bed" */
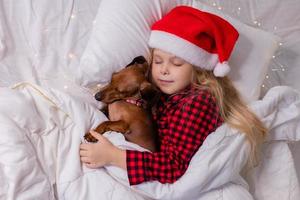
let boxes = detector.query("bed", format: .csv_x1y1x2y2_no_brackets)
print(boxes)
0,0,300,199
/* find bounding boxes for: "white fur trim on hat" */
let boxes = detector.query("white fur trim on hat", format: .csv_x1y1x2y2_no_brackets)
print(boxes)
149,30,219,70
213,62,230,77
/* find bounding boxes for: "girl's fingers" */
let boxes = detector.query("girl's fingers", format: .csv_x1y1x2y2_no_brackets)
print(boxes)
79,150,89,157
80,143,90,150
80,156,91,163
85,163,99,169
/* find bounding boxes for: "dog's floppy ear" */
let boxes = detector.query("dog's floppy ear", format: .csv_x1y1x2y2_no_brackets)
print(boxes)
126,56,149,74
133,56,147,64
140,81,157,100
131,56,147,64
126,56,147,67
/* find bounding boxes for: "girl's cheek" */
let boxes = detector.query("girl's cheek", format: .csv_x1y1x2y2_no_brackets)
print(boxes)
151,66,158,76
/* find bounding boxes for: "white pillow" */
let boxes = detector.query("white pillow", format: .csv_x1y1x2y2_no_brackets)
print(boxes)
77,0,192,87
192,1,280,102
77,0,280,102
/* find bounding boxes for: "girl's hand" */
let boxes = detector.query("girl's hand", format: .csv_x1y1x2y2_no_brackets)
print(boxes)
79,130,126,169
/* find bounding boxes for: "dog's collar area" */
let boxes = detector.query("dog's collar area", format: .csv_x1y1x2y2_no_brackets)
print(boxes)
125,98,147,108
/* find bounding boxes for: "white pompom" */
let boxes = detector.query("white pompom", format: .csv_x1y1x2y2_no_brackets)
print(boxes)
213,62,230,77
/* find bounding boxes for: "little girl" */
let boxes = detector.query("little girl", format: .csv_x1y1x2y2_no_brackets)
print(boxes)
80,6,267,186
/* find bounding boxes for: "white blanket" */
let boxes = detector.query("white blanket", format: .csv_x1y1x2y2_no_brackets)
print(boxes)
0,82,299,200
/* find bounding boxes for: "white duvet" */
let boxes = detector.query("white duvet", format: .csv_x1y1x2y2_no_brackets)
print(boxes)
0,80,299,200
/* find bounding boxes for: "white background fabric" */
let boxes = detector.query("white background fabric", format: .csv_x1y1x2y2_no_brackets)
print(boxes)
0,0,300,199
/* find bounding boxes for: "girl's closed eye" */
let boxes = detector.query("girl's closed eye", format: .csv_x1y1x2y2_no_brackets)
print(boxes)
154,60,163,64
172,58,184,66
154,59,164,65
172,61,184,66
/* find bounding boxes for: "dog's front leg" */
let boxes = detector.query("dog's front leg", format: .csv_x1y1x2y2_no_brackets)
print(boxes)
84,120,130,143
95,120,130,134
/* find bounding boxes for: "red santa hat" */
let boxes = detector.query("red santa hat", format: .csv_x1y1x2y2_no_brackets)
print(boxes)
148,6,239,77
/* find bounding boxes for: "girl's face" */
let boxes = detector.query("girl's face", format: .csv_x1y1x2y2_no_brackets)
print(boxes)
151,49,194,95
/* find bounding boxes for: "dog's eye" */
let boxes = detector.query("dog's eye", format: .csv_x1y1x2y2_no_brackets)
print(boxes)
116,86,129,93
118,85,138,94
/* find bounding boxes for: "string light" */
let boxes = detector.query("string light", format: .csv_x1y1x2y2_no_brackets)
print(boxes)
64,85,68,89
68,53,76,59
71,14,76,19
214,3,291,95
252,20,261,27
236,7,241,15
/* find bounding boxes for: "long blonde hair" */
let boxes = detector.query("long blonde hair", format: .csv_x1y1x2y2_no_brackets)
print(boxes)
193,68,267,165
148,49,267,165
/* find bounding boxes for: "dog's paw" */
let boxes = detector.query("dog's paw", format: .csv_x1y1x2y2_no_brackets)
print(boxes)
94,125,106,135
84,133,98,143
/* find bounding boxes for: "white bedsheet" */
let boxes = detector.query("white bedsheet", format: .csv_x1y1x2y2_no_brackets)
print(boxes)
0,82,299,200
0,0,300,199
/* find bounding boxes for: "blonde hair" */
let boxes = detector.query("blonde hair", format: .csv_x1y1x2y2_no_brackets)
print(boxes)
192,68,267,165
148,49,267,165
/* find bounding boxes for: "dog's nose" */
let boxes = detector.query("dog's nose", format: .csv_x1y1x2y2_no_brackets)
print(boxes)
94,92,102,101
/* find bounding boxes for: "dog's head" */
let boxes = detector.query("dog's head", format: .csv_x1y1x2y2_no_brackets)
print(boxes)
95,56,157,104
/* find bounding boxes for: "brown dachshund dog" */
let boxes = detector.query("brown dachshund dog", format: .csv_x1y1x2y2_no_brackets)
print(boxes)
84,56,158,152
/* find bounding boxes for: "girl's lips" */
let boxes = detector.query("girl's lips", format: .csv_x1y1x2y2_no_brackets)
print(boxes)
157,79,173,86
158,79,173,83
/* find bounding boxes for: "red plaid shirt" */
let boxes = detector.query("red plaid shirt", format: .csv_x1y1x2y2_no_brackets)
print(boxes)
126,85,223,185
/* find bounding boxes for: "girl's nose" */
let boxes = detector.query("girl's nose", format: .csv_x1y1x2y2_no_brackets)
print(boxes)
160,64,169,75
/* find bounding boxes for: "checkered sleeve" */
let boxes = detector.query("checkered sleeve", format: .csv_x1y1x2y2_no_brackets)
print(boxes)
126,92,221,185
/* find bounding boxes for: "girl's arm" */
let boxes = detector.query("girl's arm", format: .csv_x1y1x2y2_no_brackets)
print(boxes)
80,92,222,186
126,93,223,185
